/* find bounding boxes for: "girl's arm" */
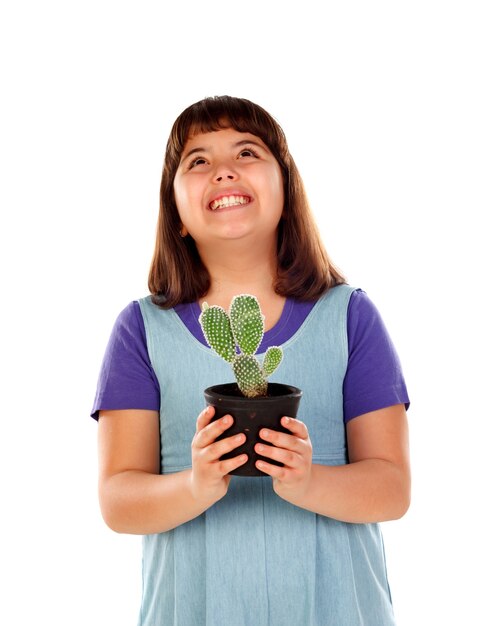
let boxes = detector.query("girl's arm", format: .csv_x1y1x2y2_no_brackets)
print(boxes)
254,404,411,524
98,407,247,535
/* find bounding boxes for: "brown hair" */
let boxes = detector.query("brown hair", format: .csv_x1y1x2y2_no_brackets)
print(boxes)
148,95,346,307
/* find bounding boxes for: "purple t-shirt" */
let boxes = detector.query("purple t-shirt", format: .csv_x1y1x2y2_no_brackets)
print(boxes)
91,289,409,422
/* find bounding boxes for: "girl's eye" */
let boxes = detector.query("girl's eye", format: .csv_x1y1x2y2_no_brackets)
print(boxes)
238,147,259,159
188,156,208,169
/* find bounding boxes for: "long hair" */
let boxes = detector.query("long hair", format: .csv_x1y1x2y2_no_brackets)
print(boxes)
148,96,346,307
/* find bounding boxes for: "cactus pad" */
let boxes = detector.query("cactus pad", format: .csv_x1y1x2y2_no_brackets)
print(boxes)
199,304,235,363
232,354,268,398
262,346,283,377
229,294,264,356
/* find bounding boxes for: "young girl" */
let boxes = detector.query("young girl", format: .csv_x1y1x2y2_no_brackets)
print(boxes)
92,96,410,626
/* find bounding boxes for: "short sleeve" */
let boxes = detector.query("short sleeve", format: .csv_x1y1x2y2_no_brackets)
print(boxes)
90,301,160,420
343,290,410,422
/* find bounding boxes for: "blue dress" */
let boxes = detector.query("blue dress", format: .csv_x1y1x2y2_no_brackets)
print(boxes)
137,285,396,625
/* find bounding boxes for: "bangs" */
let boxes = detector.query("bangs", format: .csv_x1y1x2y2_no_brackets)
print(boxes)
166,96,288,167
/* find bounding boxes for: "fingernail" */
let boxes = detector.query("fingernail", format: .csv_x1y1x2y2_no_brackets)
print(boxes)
222,415,231,425
283,416,289,425
261,429,270,438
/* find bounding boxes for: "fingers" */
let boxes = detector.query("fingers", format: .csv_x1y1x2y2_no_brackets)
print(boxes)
255,442,301,470
255,417,311,473
194,411,309,479
205,432,247,463
278,416,309,439
258,417,309,450
190,408,248,503
217,453,249,475
195,405,216,433
195,408,236,449
193,406,248,468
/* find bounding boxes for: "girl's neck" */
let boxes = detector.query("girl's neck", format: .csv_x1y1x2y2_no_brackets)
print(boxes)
197,239,285,330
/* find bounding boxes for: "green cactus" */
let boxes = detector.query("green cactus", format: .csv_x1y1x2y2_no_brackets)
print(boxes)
199,294,283,398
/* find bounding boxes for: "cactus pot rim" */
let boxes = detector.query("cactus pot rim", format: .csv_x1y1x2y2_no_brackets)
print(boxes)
203,382,303,477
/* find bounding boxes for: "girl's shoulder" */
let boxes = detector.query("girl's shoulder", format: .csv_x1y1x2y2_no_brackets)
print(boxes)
116,299,144,328
345,288,394,350
90,300,159,420
343,288,410,421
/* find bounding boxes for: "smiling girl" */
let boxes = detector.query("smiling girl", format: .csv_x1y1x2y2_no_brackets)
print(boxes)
91,96,410,625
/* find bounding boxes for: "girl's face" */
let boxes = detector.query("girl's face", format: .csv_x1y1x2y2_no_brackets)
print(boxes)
173,127,284,248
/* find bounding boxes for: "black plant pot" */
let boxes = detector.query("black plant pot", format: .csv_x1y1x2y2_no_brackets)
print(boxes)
204,382,303,477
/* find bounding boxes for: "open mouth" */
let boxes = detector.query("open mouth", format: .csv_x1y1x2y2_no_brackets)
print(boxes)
209,195,251,211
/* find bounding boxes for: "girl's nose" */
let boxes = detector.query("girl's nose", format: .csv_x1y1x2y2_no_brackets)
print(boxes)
213,162,237,182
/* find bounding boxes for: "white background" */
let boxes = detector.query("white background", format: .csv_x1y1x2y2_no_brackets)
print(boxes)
1,1,476,624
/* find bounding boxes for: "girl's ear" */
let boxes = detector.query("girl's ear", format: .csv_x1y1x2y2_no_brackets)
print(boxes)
180,224,188,238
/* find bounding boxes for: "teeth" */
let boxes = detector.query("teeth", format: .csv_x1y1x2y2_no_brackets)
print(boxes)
209,195,250,211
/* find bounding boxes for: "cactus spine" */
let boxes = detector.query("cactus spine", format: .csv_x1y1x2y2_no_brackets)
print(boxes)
199,294,283,398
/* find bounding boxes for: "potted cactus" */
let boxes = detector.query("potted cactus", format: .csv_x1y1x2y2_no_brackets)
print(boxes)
199,294,302,476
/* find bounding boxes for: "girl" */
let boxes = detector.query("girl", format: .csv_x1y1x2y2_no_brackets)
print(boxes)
92,96,410,626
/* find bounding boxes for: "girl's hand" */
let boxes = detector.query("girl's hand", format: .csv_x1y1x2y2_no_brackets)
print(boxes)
190,406,248,505
254,417,313,503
